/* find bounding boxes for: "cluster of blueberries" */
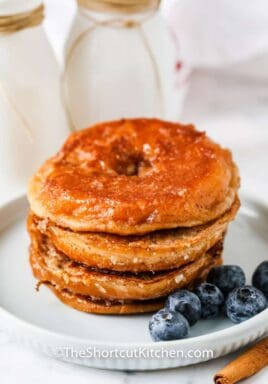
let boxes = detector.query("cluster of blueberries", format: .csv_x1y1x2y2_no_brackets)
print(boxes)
149,261,268,341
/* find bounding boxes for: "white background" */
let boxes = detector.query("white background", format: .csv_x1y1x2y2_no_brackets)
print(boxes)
0,0,268,382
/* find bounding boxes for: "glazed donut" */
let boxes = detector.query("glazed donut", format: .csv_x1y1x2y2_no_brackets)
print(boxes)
29,229,223,301
28,118,240,235
28,197,239,272
46,284,166,315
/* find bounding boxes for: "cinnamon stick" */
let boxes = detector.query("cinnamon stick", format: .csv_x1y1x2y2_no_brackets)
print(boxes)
214,337,268,384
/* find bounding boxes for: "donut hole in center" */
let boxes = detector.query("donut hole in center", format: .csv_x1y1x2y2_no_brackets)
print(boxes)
115,153,152,176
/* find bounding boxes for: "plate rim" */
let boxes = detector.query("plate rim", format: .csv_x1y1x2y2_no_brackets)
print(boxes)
0,193,267,350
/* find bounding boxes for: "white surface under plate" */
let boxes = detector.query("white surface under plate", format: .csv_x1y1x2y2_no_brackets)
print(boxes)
0,195,267,370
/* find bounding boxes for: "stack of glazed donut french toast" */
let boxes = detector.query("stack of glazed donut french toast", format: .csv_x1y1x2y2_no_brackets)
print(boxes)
27,118,240,315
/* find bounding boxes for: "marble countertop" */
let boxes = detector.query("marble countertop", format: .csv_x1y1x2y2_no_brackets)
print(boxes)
0,0,268,382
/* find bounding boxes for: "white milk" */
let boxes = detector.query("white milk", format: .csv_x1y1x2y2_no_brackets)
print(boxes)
0,0,70,201
64,1,188,129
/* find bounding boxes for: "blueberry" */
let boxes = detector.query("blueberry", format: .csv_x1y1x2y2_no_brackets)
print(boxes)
195,283,224,319
207,265,246,296
252,261,268,298
149,308,189,341
225,285,267,323
165,290,201,326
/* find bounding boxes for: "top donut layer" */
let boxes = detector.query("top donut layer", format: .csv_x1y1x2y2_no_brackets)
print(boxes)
28,118,240,235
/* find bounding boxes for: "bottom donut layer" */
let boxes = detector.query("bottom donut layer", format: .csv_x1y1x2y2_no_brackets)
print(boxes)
47,284,165,315
38,255,222,315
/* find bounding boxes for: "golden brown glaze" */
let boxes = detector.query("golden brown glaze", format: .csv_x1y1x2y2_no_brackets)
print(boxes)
29,197,239,272
28,119,240,235
29,225,223,301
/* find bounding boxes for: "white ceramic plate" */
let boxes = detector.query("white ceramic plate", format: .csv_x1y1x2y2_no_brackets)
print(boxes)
0,195,267,370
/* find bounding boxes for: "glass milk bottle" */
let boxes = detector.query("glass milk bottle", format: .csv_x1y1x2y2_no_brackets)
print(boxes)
64,0,188,129
0,0,70,201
